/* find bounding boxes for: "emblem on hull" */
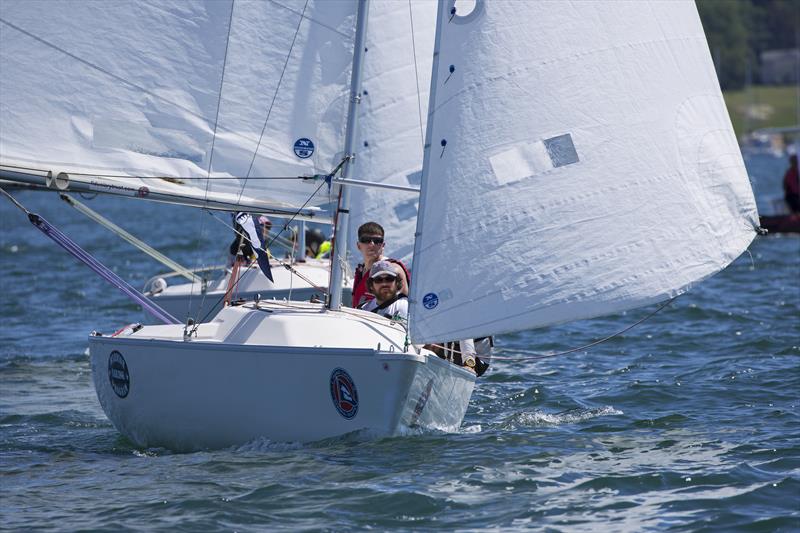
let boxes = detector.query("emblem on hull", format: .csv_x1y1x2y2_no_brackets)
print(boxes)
330,368,358,419
108,351,130,398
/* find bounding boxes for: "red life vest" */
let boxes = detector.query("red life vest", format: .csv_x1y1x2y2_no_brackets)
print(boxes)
784,166,799,196
352,258,411,308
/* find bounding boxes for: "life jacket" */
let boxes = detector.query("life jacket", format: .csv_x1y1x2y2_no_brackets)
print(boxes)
352,257,411,308
361,294,408,321
316,241,331,259
784,166,799,196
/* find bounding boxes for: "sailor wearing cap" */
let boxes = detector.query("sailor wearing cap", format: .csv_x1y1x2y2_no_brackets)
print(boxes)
359,260,408,322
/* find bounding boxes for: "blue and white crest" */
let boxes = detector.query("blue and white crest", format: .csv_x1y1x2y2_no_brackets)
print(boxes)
423,292,439,310
330,368,358,419
108,351,130,398
293,138,314,159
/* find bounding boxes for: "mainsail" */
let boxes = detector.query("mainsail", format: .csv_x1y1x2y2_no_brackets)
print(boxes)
409,0,759,342
346,0,435,263
0,0,358,217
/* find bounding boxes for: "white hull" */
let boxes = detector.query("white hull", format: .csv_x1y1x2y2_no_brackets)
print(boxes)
89,303,474,451
145,258,352,323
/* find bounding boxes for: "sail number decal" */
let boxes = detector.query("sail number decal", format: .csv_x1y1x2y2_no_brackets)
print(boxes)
330,368,358,419
108,351,130,398
423,293,439,309
293,138,315,159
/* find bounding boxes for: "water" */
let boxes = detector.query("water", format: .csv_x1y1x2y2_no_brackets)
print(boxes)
1,157,798,531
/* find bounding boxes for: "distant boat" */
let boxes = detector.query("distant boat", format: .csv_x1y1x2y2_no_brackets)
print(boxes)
144,256,353,324
1,0,759,450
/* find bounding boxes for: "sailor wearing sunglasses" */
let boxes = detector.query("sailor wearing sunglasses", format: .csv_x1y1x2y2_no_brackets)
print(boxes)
352,221,410,307
359,260,408,323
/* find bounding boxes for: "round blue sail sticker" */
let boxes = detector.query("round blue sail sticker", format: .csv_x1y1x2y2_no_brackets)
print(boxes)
330,368,358,419
423,292,439,309
108,351,130,398
293,138,314,159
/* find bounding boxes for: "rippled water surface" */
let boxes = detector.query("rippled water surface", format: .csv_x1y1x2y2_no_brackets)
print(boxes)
1,156,798,531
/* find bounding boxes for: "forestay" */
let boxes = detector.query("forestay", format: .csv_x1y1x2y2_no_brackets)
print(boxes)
0,0,357,215
409,0,759,343
346,0,435,264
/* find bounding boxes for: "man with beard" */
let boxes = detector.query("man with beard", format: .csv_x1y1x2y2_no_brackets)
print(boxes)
359,260,408,322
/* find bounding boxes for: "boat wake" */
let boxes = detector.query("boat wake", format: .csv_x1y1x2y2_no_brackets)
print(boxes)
232,437,306,453
505,406,623,428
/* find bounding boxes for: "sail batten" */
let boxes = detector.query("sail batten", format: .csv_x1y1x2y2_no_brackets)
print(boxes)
408,0,758,343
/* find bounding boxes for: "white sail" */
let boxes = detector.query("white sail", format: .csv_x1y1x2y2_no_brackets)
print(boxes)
0,0,357,216
346,0,435,263
409,0,759,343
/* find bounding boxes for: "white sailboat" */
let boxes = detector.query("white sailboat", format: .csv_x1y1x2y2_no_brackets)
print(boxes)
57,190,350,323
1,0,759,451
144,253,350,324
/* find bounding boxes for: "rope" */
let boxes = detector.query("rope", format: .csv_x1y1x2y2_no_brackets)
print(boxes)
241,0,310,188
0,186,29,213
59,194,202,283
412,297,678,361
407,0,425,149
190,159,346,328
190,0,236,324
0,17,258,149
0,187,180,325
490,297,678,361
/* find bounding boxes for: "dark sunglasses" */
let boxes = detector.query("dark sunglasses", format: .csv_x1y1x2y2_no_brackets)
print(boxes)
359,236,384,245
372,276,396,284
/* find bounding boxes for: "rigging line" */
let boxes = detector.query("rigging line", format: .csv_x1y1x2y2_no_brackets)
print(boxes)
193,254,326,326
191,165,336,331
207,210,296,253
266,0,351,40
204,209,326,287
489,297,679,362
239,0,309,203
262,156,349,252
407,0,426,149
0,186,31,214
192,0,237,322
0,187,180,325
0,17,258,148
205,0,236,181
59,194,202,284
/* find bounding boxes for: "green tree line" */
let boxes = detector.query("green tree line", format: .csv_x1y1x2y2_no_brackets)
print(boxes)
697,0,799,90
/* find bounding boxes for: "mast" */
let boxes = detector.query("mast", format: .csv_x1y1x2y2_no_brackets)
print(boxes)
328,0,370,310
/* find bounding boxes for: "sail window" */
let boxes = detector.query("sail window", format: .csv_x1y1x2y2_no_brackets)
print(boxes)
543,134,579,168
488,133,578,186
394,198,418,222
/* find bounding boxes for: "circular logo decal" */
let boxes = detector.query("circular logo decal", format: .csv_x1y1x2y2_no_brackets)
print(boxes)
293,138,315,159
423,292,439,309
108,351,130,398
330,368,358,419
137,186,150,198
